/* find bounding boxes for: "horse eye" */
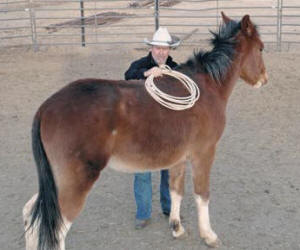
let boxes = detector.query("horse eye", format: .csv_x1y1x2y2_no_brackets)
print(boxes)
259,48,264,52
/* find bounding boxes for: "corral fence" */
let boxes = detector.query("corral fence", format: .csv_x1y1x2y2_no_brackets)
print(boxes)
1,0,300,51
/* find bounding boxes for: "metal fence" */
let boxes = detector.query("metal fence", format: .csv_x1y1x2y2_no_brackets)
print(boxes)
1,0,300,51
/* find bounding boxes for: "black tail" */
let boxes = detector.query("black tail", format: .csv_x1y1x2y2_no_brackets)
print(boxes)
29,113,62,250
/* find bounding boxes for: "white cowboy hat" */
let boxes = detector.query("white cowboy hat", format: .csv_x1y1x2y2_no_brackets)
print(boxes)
144,27,180,48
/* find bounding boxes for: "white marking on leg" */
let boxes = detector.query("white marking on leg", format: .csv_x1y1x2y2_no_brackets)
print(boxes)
58,217,72,250
23,194,72,250
112,130,117,136
170,191,185,238
23,193,38,250
194,195,219,247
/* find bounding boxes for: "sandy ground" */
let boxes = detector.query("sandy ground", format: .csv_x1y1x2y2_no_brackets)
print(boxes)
0,43,300,250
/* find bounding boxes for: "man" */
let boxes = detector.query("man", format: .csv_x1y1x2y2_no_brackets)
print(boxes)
124,27,180,229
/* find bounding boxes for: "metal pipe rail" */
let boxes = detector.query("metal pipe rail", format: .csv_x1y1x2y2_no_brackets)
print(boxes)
0,0,299,50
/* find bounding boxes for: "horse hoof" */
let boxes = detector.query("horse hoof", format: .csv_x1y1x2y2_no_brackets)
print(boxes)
172,227,185,238
170,221,185,238
204,237,221,248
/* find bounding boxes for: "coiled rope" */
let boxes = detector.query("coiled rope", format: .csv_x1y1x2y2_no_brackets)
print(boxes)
145,65,200,111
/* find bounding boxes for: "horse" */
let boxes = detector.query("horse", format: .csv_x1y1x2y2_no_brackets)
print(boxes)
23,12,268,250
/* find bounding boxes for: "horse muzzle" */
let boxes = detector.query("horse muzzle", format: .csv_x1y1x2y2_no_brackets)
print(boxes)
253,72,268,88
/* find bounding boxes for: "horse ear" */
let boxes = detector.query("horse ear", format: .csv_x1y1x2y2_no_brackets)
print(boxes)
221,11,231,24
241,15,254,36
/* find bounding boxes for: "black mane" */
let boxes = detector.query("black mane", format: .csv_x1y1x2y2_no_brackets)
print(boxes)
177,20,241,84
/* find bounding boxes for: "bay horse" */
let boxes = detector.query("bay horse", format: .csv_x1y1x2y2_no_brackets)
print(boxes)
23,12,268,250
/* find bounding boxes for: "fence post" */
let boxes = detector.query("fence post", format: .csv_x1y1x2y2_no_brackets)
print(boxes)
216,0,219,28
276,0,283,51
155,0,159,30
80,0,86,47
29,0,38,51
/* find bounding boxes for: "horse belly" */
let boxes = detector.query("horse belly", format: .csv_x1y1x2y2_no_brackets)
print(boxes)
107,156,143,173
106,154,186,173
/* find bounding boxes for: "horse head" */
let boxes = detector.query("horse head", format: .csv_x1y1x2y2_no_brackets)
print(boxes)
222,12,268,88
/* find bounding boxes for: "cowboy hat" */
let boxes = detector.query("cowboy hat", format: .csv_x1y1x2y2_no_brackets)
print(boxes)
144,27,180,48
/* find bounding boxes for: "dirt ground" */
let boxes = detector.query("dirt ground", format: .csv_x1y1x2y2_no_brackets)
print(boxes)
0,43,300,250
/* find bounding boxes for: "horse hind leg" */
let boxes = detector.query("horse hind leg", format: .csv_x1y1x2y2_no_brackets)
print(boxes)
23,193,38,250
169,162,186,238
53,159,105,250
23,193,72,250
56,217,72,250
23,159,105,250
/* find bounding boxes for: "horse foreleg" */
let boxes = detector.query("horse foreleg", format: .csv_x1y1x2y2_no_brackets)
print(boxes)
191,147,220,248
169,162,186,238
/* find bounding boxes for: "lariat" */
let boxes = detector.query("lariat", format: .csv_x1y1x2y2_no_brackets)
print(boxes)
145,65,200,110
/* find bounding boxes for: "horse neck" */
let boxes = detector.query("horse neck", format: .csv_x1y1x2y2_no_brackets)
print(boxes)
216,53,242,101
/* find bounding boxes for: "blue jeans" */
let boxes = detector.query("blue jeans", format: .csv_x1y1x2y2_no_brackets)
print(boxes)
134,170,171,220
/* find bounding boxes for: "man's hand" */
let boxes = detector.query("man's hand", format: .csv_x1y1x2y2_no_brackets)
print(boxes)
144,67,163,78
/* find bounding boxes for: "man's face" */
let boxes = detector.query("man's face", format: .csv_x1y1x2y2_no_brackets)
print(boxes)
151,45,170,65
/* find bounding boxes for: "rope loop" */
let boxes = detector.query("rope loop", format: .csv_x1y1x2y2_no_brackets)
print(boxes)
145,65,200,110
